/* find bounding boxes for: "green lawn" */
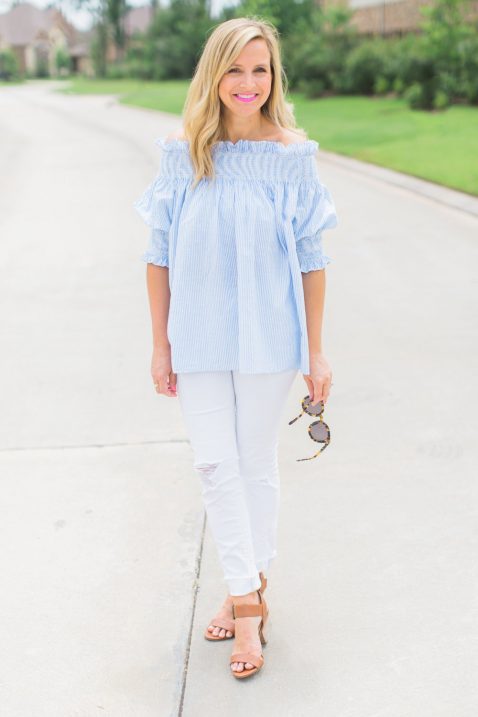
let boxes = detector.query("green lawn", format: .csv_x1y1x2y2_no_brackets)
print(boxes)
56,77,478,195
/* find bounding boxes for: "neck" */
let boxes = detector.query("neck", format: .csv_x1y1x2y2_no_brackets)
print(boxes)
221,111,267,143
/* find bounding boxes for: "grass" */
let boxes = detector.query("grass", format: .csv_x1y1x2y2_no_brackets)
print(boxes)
57,77,188,115
55,77,478,196
294,93,478,196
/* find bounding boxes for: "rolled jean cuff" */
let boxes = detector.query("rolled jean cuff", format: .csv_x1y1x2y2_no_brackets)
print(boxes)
227,572,262,596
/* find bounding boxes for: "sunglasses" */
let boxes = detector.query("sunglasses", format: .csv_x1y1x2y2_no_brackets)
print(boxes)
288,395,331,461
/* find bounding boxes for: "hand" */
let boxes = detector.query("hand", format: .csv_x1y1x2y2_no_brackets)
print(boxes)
151,345,177,397
303,352,332,406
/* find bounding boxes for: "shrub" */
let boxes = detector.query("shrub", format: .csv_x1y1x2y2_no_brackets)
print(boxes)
343,39,389,95
401,47,439,109
374,75,389,95
460,33,478,104
417,0,476,105
392,77,405,95
283,4,356,96
142,0,214,81
0,49,19,80
403,82,425,109
433,89,450,109
105,63,129,79
55,47,71,76
297,77,326,99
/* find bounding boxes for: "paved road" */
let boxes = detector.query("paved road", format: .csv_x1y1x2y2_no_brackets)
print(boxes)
0,80,477,717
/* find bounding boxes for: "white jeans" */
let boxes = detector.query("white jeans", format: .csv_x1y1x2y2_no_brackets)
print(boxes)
176,369,297,596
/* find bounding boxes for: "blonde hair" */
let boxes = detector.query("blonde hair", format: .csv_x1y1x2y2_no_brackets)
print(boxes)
181,16,307,188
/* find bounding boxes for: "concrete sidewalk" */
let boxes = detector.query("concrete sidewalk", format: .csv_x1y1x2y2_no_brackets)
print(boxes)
0,80,477,717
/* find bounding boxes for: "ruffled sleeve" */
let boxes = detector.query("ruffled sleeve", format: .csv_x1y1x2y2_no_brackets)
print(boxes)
292,176,338,273
133,173,176,268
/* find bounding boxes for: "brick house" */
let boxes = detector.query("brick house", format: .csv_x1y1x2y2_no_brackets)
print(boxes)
324,0,478,37
0,1,92,76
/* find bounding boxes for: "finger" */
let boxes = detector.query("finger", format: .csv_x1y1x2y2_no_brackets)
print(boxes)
310,381,324,405
152,378,163,394
152,376,169,396
325,374,334,402
321,378,330,404
167,371,178,396
165,382,177,397
303,375,313,400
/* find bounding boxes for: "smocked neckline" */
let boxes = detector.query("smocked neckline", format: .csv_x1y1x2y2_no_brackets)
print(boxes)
155,136,319,155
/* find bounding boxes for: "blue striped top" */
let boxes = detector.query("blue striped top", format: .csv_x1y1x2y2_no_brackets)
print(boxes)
133,136,338,375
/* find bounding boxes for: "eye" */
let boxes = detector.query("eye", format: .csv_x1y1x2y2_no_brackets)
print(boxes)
227,67,268,73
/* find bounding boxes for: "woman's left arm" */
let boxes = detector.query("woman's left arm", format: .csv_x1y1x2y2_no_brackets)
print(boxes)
302,268,332,406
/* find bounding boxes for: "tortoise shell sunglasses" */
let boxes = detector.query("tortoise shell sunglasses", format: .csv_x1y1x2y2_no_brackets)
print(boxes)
288,395,331,461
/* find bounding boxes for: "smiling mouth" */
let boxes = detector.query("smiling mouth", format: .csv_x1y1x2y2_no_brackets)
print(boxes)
233,94,258,102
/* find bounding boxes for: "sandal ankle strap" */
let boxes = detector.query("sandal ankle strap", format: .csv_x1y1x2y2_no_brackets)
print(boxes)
232,601,264,619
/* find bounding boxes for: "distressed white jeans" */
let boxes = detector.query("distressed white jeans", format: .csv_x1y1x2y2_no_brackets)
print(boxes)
176,369,298,596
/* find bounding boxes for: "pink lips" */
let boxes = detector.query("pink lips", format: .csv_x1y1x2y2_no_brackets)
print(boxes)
234,94,257,103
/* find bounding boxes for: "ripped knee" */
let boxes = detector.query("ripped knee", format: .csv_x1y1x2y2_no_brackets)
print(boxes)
195,462,220,486
196,462,219,477
194,457,241,490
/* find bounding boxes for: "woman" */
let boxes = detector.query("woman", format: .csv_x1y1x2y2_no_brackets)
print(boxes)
134,16,338,679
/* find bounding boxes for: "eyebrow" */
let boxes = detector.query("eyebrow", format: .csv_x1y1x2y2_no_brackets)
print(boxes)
230,63,269,67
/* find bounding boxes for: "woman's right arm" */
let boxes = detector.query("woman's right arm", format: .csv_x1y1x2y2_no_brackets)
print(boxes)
145,264,177,397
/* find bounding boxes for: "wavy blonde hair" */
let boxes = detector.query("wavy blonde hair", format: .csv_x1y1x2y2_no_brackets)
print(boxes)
180,16,307,188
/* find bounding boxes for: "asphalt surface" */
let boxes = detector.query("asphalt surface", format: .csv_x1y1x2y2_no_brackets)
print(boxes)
0,80,477,717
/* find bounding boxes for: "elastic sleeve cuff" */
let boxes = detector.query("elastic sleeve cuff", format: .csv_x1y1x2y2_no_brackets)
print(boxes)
140,228,169,268
296,231,332,273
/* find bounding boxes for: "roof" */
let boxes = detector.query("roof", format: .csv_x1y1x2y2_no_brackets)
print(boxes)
0,2,76,46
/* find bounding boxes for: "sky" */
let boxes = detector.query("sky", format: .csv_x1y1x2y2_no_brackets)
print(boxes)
0,0,240,31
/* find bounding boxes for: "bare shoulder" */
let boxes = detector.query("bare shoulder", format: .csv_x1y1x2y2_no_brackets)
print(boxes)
165,126,187,142
278,128,310,146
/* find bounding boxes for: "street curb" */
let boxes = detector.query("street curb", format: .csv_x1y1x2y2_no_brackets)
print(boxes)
318,148,478,219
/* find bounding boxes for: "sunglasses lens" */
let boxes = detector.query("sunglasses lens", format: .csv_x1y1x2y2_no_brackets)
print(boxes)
304,396,323,415
310,421,328,442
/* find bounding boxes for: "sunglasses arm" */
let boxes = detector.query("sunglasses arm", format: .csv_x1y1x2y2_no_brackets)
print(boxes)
296,444,329,462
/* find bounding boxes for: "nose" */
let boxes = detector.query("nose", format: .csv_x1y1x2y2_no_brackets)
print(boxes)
237,71,259,90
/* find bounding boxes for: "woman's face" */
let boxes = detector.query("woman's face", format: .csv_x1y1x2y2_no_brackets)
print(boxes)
218,38,273,118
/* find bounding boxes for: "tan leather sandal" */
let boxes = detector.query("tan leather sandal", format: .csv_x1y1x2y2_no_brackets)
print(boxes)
229,588,269,679
204,572,267,641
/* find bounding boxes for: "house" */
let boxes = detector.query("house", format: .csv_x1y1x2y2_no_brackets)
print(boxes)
0,1,92,76
325,0,478,37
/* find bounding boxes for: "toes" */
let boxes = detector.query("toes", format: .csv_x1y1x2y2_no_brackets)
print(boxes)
231,661,254,672
208,596,235,640
209,624,231,638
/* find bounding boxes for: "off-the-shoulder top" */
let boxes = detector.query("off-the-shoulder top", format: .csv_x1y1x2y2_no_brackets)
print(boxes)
133,137,338,375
